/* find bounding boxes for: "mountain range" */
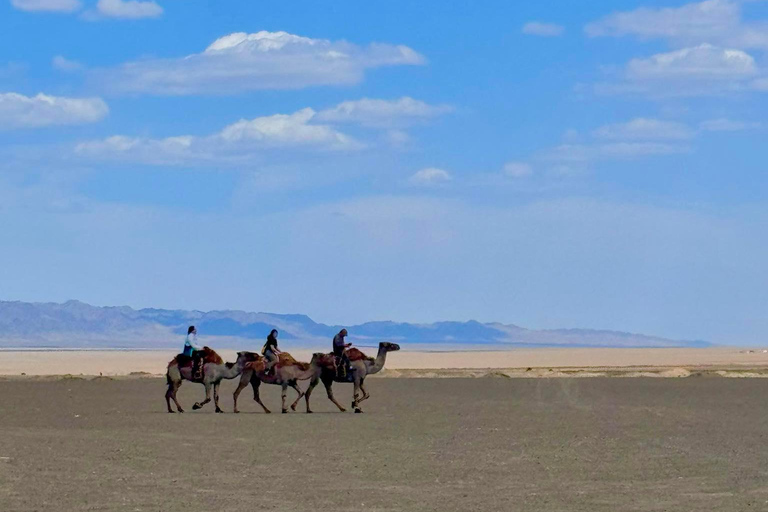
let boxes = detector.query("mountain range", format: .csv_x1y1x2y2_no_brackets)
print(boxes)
0,300,709,350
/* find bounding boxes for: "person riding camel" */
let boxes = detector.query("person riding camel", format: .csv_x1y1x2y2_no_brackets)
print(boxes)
261,329,281,376
333,328,352,378
183,325,204,381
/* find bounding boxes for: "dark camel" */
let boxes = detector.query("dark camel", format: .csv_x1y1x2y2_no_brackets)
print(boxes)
304,342,401,413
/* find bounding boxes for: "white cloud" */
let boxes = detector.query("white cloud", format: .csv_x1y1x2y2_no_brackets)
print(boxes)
52,56,84,72
316,97,452,128
11,0,81,12
522,22,565,37
627,44,756,80
217,108,358,148
586,0,736,41
594,118,694,141
408,168,452,186
596,44,760,97
585,0,768,50
699,118,761,131
547,142,689,163
75,108,362,165
383,129,412,147
92,31,425,95
503,162,533,177
0,92,108,129
93,0,162,19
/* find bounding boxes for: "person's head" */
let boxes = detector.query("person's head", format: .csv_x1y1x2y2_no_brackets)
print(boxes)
340,328,348,337
270,329,278,338
187,325,196,335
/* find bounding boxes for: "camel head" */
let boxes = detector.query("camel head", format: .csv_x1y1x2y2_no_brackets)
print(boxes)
379,342,401,352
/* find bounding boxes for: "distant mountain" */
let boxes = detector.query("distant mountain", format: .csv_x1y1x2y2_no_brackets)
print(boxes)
0,299,710,349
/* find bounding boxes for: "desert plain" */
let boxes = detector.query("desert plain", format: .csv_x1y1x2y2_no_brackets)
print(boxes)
2,347,768,511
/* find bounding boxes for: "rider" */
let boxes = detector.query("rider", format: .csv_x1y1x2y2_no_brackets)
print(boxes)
261,329,281,376
183,325,204,380
333,328,352,378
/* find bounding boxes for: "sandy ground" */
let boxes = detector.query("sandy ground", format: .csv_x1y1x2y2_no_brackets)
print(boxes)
2,347,768,377
1,377,768,511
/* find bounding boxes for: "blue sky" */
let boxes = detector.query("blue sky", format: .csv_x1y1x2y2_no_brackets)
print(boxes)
1,0,767,344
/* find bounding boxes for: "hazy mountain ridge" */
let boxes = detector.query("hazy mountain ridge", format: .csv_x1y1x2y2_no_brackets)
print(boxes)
0,300,709,349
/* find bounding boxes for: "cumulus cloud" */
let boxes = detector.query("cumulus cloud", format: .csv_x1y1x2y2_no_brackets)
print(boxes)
52,56,84,72
0,92,108,129
316,97,452,128
92,0,163,19
10,0,81,12
408,168,452,186
547,142,689,163
585,0,768,50
699,118,761,132
92,31,425,95
627,44,756,80
75,108,362,165
594,118,694,141
596,44,760,96
503,162,533,177
522,22,565,37
539,117,694,165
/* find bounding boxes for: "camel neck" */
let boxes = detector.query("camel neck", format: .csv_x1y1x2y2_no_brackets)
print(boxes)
368,346,388,374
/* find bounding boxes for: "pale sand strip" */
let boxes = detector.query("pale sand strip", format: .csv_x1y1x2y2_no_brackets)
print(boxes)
2,347,768,377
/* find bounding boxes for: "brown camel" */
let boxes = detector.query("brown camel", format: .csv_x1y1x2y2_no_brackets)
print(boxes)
165,349,264,413
304,342,401,413
232,352,319,414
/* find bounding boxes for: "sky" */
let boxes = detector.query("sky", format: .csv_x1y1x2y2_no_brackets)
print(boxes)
1,0,767,344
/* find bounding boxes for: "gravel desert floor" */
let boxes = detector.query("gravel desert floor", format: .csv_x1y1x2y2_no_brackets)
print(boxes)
1,377,768,511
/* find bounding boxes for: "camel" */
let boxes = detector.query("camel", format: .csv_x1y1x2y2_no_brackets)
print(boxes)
304,342,401,413
165,348,264,413
232,352,319,414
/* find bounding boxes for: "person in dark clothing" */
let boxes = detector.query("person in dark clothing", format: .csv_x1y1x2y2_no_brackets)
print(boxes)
262,329,281,376
332,328,352,378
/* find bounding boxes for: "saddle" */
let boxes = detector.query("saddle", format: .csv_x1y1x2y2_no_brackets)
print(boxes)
346,348,375,363
171,347,223,366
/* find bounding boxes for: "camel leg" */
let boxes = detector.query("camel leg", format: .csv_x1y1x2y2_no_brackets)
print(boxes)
289,381,304,411
324,377,347,412
166,378,184,413
232,371,250,413
358,378,371,404
214,382,224,413
304,378,318,413
251,378,271,414
281,383,289,413
193,382,211,410
352,378,363,413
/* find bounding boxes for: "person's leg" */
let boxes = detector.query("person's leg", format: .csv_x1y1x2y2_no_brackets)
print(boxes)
334,348,347,378
265,350,277,375
333,347,343,378
341,351,350,378
193,351,203,380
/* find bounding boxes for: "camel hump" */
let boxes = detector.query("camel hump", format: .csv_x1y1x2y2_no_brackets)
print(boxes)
201,347,223,365
277,352,311,371
170,347,223,368
347,348,374,362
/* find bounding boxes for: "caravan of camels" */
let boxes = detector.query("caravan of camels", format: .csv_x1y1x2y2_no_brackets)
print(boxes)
165,326,401,414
